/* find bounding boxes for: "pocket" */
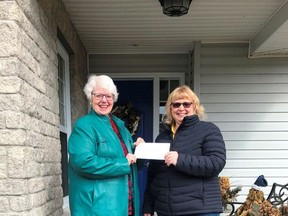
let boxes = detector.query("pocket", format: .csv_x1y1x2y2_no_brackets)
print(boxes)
96,139,111,157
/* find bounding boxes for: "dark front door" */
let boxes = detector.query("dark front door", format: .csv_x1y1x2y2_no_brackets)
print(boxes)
114,80,153,142
114,80,153,214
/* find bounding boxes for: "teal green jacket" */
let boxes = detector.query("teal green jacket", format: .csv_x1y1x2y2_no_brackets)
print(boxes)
68,109,140,216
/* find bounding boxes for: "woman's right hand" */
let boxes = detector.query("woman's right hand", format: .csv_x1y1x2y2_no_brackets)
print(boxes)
134,137,145,146
126,153,137,165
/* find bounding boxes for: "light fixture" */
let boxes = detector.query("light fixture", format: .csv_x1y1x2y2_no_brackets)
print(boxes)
159,0,192,17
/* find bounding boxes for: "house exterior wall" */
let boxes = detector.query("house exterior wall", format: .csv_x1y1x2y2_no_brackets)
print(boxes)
0,0,87,215
197,43,288,202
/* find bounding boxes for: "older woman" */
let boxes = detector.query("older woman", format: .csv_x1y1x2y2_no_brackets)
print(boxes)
143,85,226,216
68,74,144,216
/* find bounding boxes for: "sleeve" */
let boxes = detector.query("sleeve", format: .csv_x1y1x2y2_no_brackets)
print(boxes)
176,123,226,177
68,118,131,180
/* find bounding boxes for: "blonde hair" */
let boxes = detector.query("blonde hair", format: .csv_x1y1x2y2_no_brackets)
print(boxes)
83,74,119,102
162,85,206,125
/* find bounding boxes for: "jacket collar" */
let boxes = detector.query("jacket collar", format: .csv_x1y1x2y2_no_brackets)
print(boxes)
162,114,200,132
88,109,124,126
181,115,199,126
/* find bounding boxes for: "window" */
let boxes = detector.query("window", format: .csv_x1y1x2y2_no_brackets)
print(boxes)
159,79,180,132
58,54,66,128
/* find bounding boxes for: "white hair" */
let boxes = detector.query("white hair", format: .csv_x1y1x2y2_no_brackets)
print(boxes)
83,74,119,102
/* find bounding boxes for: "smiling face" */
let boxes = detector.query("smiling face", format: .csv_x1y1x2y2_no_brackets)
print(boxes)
91,87,114,116
170,97,195,128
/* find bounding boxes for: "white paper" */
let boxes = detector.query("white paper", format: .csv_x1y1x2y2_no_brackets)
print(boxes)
134,142,170,160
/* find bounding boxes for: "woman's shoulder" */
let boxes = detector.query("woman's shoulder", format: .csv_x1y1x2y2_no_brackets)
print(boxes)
194,120,221,134
72,115,92,132
74,112,105,128
197,119,218,127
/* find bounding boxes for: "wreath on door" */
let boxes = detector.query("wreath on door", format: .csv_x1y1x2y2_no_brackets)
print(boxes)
112,102,141,136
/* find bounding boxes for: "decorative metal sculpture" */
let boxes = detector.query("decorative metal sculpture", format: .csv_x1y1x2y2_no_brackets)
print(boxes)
267,183,288,207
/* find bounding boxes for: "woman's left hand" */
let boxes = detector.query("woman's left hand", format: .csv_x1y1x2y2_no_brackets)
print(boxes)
164,151,178,166
126,153,137,165
134,137,145,146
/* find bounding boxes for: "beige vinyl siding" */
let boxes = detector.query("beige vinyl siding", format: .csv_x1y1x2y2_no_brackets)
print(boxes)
198,43,288,201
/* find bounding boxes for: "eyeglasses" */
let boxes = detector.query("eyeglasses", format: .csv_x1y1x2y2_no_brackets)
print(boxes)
171,102,193,108
91,93,114,101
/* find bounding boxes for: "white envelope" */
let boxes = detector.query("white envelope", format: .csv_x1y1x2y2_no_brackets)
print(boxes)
134,142,170,160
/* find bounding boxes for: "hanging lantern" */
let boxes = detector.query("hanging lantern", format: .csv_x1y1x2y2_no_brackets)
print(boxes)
159,0,193,17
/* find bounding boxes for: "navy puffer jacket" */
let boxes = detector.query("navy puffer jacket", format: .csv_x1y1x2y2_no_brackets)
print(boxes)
142,115,226,216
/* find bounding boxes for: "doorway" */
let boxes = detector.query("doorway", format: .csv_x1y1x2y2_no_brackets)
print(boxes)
114,80,153,213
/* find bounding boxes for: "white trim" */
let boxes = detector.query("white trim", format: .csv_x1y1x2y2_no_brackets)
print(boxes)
100,72,185,141
63,196,69,209
193,41,201,95
57,40,72,137
153,76,160,140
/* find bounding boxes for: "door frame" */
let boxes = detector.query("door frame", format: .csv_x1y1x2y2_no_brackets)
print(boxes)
102,73,185,141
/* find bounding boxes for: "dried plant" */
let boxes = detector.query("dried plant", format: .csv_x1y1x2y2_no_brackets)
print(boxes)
235,188,282,216
219,176,242,207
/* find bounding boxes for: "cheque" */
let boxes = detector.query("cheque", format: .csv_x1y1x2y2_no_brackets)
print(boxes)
134,142,170,160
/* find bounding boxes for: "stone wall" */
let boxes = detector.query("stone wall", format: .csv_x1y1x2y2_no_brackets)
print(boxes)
0,0,87,215
37,0,88,125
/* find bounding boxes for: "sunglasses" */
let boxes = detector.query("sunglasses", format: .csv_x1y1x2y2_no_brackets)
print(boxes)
171,102,193,108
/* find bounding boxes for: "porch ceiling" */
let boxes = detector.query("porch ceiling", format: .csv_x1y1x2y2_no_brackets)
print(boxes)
61,0,288,57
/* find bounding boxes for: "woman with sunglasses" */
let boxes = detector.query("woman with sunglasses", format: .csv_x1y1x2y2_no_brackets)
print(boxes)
68,74,144,216
143,85,226,216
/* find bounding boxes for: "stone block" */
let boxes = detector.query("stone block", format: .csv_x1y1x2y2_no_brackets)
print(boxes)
0,197,9,212
0,179,27,195
5,112,29,129
0,22,20,57
0,114,4,129
28,178,45,194
0,94,23,112
24,131,45,148
0,147,6,179
10,195,32,212
0,129,26,145
0,77,21,93
0,57,19,76
0,164,7,179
